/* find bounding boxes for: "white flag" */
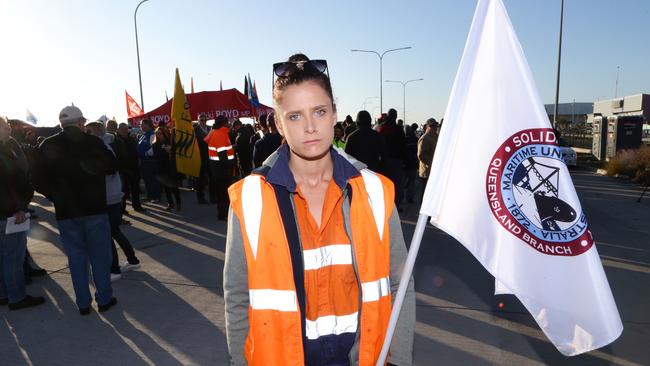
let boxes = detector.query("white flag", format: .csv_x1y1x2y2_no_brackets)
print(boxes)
420,0,622,356
26,109,38,124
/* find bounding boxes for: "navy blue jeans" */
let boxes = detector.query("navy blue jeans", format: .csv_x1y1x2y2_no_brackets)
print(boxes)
57,214,113,308
107,203,138,273
140,158,161,200
0,222,27,303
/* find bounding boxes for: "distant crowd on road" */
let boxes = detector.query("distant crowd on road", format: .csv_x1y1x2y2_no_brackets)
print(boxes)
0,105,440,315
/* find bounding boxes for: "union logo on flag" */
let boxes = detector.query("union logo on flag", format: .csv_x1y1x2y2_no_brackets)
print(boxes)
486,128,593,256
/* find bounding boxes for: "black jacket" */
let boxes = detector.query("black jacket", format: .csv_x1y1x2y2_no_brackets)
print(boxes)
344,126,389,173
404,132,419,170
115,133,140,177
0,138,34,218
235,127,254,167
252,132,282,168
377,120,406,161
33,127,118,220
193,123,210,164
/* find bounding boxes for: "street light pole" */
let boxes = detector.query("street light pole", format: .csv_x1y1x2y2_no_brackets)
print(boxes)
385,78,423,123
351,47,412,114
361,96,378,110
134,0,150,111
614,65,620,98
571,98,575,125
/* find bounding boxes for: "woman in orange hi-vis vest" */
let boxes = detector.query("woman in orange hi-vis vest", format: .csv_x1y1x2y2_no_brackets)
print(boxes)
224,54,415,366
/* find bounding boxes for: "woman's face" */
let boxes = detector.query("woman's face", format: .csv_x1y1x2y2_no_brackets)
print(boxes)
275,80,336,161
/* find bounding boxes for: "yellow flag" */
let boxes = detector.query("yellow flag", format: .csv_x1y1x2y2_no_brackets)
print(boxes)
171,68,201,177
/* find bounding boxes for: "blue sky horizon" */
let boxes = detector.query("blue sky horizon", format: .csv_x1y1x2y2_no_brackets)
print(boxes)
1,0,649,126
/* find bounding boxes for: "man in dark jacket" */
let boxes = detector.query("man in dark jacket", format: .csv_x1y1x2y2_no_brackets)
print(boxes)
33,106,118,315
0,116,46,310
252,112,282,168
138,119,160,202
403,124,420,204
193,113,216,204
249,113,267,150
235,123,254,177
377,108,406,208
345,110,389,173
116,123,145,212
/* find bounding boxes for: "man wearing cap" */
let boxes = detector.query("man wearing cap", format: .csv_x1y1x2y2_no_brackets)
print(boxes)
193,113,216,204
33,106,118,315
417,118,440,202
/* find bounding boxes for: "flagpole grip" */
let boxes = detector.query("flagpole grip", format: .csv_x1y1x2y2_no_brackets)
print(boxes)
376,213,429,366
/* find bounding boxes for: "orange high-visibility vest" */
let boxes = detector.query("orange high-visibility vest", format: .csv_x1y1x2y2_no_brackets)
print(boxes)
205,127,234,162
228,169,393,366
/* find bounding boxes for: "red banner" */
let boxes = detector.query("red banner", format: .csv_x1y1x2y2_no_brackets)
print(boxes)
125,91,144,123
127,88,273,126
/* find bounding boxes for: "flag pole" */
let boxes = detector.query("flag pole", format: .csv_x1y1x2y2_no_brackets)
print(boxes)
376,213,429,366
552,0,564,129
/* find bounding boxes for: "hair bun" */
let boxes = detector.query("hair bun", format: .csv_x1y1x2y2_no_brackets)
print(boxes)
288,53,310,62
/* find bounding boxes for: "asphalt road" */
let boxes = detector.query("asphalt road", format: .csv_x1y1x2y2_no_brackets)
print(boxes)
1,169,648,365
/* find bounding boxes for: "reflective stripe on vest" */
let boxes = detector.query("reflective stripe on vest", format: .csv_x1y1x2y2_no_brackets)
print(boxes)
305,312,359,340
208,145,233,152
359,169,385,241
249,289,298,312
302,244,352,270
361,275,390,302
209,155,235,161
241,174,263,259
240,168,384,260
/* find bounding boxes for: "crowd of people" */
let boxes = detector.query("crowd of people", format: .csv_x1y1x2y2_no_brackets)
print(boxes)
0,103,440,310
343,109,441,209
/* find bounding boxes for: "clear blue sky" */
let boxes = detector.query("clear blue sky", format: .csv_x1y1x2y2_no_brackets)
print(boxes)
2,0,649,126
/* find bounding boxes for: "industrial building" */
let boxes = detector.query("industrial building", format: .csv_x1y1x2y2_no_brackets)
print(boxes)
591,94,650,121
544,102,593,124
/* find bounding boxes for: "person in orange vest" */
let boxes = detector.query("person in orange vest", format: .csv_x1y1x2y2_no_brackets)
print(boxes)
204,115,235,220
224,53,415,366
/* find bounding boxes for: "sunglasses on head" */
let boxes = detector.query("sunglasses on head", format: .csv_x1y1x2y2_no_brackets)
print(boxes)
273,59,328,78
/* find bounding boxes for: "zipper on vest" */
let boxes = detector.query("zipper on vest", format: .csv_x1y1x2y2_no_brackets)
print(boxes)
343,184,363,343
288,193,306,282
288,192,308,342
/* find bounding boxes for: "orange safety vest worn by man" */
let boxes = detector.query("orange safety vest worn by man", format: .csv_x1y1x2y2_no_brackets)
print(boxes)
204,116,236,220
224,145,415,366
